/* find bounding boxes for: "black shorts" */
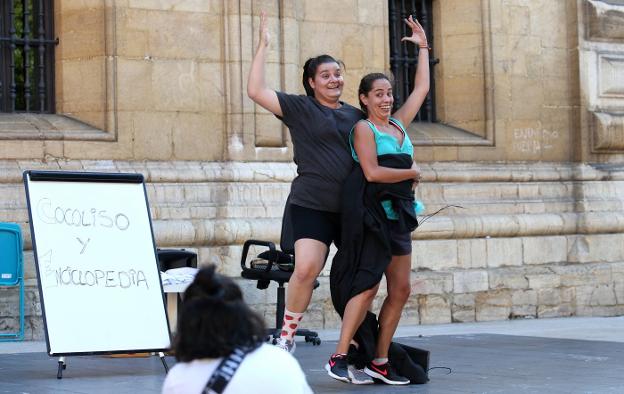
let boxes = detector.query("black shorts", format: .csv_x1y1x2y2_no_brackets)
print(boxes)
290,204,341,248
388,220,412,256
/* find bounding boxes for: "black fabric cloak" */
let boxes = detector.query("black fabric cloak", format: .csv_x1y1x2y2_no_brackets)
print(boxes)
330,153,429,384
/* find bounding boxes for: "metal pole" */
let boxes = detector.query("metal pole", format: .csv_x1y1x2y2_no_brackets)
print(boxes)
419,0,433,121
23,0,31,111
0,3,4,108
37,0,45,112
8,0,17,112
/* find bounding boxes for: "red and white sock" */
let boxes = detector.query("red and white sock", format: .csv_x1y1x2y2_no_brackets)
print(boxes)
280,309,303,342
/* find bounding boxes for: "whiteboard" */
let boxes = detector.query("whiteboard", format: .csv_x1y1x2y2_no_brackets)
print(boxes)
24,171,171,356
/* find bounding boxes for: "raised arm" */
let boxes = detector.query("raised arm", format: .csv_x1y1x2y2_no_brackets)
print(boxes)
353,121,420,184
392,16,430,127
246,11,282,116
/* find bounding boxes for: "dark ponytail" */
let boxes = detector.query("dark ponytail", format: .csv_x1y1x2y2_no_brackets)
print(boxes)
182,265,233,301
357,72,391,114
302,54,343,96
174,265,265,362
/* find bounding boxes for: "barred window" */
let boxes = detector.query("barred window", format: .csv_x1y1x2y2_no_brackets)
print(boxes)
0,0,56,113
389,0,437,122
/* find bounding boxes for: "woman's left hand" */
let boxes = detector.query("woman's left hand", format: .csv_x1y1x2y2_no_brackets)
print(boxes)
401,15,427,47
411,162,422,189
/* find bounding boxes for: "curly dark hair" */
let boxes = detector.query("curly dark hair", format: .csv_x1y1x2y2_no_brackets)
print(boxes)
173,265,265,362
302,54,345,96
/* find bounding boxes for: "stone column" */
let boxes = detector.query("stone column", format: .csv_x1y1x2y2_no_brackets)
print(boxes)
578,0,624,162
224,0,299,162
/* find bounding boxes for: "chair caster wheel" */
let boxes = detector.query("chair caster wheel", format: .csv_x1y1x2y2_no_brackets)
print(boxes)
313,338,321,346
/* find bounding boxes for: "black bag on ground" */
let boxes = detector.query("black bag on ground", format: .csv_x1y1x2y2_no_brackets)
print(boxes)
389,342,429,384
350,312,430,384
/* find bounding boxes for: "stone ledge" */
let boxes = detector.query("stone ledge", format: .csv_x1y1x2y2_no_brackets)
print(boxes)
408,122,492,146
15,211,622,249
585,0,624,41
0,160,297,183
8,208,624,245
592,111,624,152
3,180,622,217
416,211,624,240
5,201,622,248
2,160,624,183
0,114,114,141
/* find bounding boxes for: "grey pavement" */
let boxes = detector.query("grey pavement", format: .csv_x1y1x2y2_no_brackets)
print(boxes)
0,316,623,393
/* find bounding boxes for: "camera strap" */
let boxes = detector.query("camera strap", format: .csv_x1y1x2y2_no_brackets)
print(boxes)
202,347,253,394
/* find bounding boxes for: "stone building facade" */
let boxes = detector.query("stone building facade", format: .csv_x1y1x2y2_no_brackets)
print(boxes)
1,0,623,339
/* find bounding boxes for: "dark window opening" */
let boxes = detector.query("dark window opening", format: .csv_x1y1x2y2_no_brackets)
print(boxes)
0,0,56,113
389,0,438,122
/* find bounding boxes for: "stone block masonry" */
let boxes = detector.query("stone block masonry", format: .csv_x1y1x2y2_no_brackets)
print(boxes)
1,160,624,339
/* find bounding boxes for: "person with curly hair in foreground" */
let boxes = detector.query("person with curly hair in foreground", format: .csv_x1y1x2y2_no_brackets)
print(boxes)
162,266,312,394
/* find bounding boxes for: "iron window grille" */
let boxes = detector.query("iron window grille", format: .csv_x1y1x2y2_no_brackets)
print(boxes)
389,0,438,122
0,0,56,113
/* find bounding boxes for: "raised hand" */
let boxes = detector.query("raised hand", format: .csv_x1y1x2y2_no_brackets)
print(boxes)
258,11,270,48
401,15,427,47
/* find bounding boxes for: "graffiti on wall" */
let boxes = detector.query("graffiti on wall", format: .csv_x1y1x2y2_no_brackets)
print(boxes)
512,128,560,154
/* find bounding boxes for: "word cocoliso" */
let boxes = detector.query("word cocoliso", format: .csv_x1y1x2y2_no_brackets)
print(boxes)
36,198,130,231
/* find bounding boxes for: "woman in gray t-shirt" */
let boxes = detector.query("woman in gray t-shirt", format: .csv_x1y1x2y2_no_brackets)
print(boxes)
247,11,363,353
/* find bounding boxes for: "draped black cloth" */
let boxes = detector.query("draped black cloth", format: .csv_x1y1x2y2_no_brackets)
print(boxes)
330,153,418,314
330,153,428,384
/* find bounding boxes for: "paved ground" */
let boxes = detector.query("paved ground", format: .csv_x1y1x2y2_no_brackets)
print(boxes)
1,316,623,393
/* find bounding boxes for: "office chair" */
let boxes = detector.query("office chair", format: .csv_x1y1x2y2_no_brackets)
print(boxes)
240,239,321,345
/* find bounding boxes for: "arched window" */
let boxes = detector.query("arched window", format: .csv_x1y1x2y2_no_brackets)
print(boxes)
0,0,55,113
389,0,438,122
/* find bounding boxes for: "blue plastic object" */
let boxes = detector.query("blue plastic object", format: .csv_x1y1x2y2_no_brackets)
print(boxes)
0,223,25,341
414,200,425,215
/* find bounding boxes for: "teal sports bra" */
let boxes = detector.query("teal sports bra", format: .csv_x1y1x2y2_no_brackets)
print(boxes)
350,117,413,162
349,118,418,220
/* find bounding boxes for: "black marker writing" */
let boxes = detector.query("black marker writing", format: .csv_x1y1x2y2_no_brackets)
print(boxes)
42,249,58,288
51,266,149,289
76,237,90,254
36,198,130,231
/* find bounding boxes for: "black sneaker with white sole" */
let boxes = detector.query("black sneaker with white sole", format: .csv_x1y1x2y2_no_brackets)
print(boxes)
364,360,410,385
325,354,350,383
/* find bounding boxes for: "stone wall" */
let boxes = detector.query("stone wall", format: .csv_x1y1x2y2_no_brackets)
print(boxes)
417,0,580,162
226,0,387,161
1,0,624,339
1,1,388,163
2,159,624,339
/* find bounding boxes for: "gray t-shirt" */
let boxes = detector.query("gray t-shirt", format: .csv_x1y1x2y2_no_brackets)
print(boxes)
277,92,364,212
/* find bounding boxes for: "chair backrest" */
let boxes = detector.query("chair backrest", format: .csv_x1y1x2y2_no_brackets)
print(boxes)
156,249,197,271
0,223,23,286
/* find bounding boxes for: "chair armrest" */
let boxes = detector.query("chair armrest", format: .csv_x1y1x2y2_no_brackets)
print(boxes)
240,239,277,272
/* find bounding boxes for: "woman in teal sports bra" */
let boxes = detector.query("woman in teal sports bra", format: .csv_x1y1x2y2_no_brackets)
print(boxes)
351,117,420,221
326,15,430,385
